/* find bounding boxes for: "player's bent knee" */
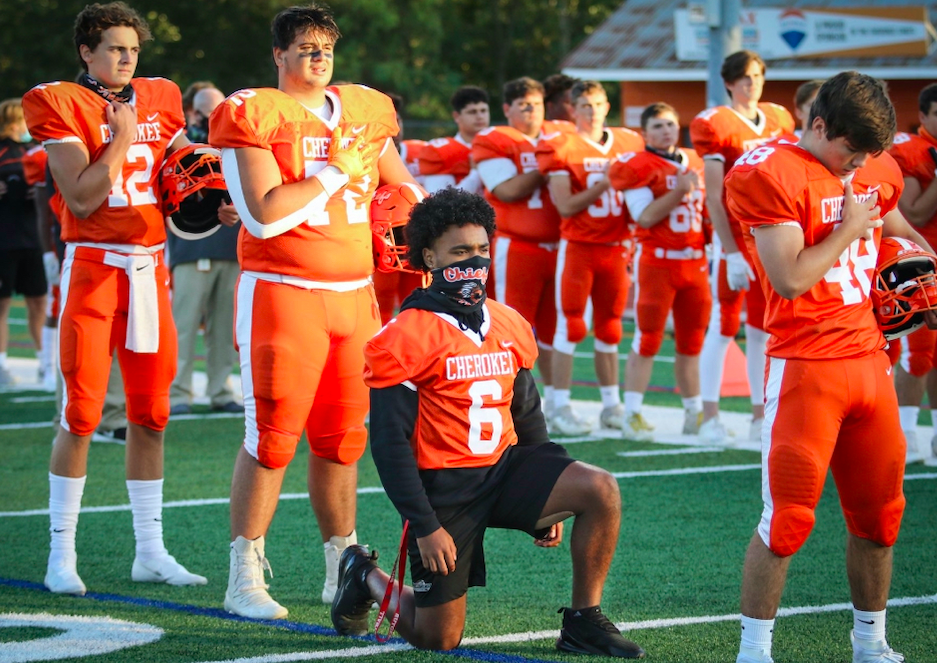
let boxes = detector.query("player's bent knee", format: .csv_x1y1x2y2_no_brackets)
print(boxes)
594,320,623,347
846,494,906,547
126,396,169,432
310,427,367,465
62,404,102,438
256,434,299,469
566,318,587,344
412,631,463,651
638,330,664,357
765,505,816,557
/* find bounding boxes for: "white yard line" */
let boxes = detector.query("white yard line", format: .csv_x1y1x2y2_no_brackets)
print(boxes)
182,643,412,663
617,446,724,457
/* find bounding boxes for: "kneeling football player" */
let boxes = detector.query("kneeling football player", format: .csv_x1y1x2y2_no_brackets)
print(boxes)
332,187,646,658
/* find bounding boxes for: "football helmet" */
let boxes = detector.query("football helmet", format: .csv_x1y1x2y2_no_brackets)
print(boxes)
370,182,427,274
871,237,937,340
160,143,231,240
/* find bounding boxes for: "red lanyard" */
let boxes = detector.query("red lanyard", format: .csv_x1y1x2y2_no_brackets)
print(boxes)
374,519,409,643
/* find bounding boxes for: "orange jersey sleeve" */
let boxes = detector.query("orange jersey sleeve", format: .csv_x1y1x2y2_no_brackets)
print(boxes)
889,129,937,247
364,300,538,470
726,143,902,360
536,128,643,244
610,149,706,253
400,139,426,179
23,78,185,246
211,85,398,281
473,126,560,243
418,137,472,178
21,145,48,186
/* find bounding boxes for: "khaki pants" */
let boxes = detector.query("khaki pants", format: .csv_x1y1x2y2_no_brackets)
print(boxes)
169,260,239,408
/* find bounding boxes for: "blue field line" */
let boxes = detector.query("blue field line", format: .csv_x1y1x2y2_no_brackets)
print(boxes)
0,577,558,663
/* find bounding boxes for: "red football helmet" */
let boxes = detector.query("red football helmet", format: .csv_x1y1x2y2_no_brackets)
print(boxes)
160,143,230,240
371,182,427,274
871,237,937,340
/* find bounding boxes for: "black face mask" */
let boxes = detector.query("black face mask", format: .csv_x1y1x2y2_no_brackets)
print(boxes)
399,255,490,337
78,72,134,104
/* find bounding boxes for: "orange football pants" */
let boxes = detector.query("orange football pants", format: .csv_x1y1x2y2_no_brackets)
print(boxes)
555,239,631,351
235,273,380,469
899,325,937,377
632,248,711,357
494,236,557,347
758,352,906,557
58,245,176,436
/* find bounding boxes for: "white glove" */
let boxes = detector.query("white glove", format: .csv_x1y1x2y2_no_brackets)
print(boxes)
725,251,754,291
43,251,60,287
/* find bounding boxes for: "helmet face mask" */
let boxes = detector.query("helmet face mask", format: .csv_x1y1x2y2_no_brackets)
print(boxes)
160,144,231,240
871,237,937,340
370,182,426,274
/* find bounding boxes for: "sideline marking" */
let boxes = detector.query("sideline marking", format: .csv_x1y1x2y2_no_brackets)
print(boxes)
611,464,760,479
0,412,242,431
0,612,162,662
616,446,723,458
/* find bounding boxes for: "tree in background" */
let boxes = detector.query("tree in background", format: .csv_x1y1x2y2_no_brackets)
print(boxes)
0,0,621,137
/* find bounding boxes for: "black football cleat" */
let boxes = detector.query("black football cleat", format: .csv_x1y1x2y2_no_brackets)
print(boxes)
556,606,646,659
330,544,379,636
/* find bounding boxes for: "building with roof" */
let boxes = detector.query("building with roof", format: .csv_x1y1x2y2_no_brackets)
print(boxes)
562,1,937,132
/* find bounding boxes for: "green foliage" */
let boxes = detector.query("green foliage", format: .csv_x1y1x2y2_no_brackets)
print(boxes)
0,0,622,126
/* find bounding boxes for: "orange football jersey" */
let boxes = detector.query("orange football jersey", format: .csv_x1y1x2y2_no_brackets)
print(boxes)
608,148,706,253
400,139,426,180
364,300,539,470
23,78,185,246
889,127,937,248
210,84,398,282
542,119,577,135
472,125,560,243
418,136,472,180
725,142,903,360
21,145,48,187
535,128,645,244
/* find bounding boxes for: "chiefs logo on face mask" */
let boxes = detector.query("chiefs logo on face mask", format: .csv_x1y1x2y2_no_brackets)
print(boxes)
443,265,488,283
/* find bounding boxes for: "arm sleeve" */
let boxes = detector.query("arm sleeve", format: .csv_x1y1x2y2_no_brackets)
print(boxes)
510,368,551,447
369,384,441,537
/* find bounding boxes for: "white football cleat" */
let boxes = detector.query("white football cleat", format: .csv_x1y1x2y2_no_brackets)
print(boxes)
683,409,703,435
851,630,904,662
904,429,923,464
224,536,288,620
599,404,626,430
750,417,765,443
550,405,592,436
45,557,86,596
736,648,774,663
133,553,207,586
621,411,655,441
699,417,731,445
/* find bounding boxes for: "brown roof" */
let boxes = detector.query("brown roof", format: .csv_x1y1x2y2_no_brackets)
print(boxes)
562,0,937,80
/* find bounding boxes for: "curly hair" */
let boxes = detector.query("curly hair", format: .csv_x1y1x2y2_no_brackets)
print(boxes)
74,2,152,71
406,188,496,272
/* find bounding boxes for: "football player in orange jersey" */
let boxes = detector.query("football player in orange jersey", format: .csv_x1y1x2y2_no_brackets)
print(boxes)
609,103,710,441
690,50,795,446
536,80,644,435
23,1,215,596
210,4,418,620
332,188,645,659
473,76,561,419
418,86,490,195
543,73,578,125
888,83,937,461
725,72,936,663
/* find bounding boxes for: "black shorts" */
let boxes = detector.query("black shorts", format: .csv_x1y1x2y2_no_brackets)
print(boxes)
0,248,47,298
408,442,574,608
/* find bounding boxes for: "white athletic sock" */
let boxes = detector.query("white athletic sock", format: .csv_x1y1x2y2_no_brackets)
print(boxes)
0,352,7,368
48,473,86,565
623,391,644,414
599,385,621,409
899,406,920,432
554,389,571,409
745,324,768,407
41,327,56,375
740,615,775,656
682,395,703,412
852,608,886,644
127,479,168,560
543,385,555,409
699,332,732,402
